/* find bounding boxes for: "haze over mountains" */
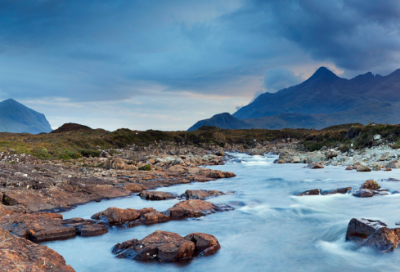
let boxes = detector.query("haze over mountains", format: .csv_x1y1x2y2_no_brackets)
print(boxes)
0,99,52,134
188,67,400,131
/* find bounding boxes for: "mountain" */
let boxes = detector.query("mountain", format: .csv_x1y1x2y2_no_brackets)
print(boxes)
189,67,400,131
188,113,253,131
0,99,52,134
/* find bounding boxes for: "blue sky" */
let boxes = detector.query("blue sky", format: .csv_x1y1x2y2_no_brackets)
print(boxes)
1,0,400,130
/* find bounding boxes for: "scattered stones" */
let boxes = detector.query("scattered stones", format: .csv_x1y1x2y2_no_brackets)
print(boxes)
0,228,75,271
112,230,220,262
139,191,177,201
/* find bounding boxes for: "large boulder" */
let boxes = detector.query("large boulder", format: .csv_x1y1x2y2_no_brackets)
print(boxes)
61,218,108,237
346,218,400,252
352,189,374,198
91,207,156,225
357,165,371,172
385,160,400,169
112,230,220,262
361,180,381,190
0,228,75,271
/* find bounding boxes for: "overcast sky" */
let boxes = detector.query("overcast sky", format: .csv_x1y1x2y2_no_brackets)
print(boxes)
1,0,400,130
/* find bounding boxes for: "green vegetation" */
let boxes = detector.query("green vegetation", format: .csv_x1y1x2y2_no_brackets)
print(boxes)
1,123,400,160
138,164,151,171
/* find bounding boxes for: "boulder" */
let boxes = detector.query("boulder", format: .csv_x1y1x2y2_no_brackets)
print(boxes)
139,191,177,201
292,156,301,163
0,228,75,272
325,150,338,159
215,150,225,156
346,218,400,252
61,218,108,237
385,160,400,169
361,180,381,190
126,211,171,227
357,165,371,172
352,189,374,198
306,162,324,169
91,207,156,225
124,183,148,192
112,230,220,262
183,190,226,200
321,187,352,195
345,166,353,170
297,189,321,196
167,200,232,219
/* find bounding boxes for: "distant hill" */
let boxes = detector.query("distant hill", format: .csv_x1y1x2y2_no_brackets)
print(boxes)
188,113,253,131
0,99,52,134
189,67,400,131
51,123,92,133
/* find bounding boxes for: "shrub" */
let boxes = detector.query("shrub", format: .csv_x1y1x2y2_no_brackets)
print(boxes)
139,164,151,171
80,149,101,157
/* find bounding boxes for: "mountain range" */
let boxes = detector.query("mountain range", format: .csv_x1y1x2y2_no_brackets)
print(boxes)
0,99,52,134
188,67,400,131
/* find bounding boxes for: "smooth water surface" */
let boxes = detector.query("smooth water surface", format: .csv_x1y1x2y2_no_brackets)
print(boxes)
44,153,400,272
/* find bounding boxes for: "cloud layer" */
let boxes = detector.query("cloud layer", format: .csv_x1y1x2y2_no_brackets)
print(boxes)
0,0,399,130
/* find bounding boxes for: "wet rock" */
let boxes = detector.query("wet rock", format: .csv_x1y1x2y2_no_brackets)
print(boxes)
356,165,371,172
215,150,225,156
325,150,338,159
346,218,400,252
292,156,301,163
345,166,353,170
321,187,352,195
91,207,156,225
126,211,171,227
112,230,220,262
183,189,227,200
124,183,148,192
168,200,232,219
306,162,324,169
352,189,374,198
361,180,381,190
139,191,177,200
297,189,321,196
61,218,108,237
0,228,75,272
0,213,77,242
385,160,400,169
184,232,221,256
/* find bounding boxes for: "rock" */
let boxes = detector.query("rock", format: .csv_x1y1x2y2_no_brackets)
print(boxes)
167,200,232,219
374,134,381,140
112,230,220,262
91,207,156,225
346,218,400,252
124,183,148,192
215,150,225,156
297,189,321,196
356,165,371,172
321,187,352,195
385,168,392,171
325,150,338,159
61,218,108,237
0,228,75,272
306,162,324,169
139,191,177,200
183,190,226,200
0,213,77,242
276,159,285,164
361,180,381,190
352,189,374,197
184,232,221,256
385,160,400,169
292,156,301,163
345,166,353,170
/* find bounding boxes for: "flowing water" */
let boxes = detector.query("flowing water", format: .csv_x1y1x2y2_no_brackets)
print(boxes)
44,153,400,272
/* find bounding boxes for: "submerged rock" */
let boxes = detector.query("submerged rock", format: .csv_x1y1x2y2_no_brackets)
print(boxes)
352,189,374,198
306,162,324,169
91,207,156,225
112,230,220,262
182,189,228,200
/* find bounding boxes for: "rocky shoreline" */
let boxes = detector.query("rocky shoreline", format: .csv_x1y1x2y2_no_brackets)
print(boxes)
2,138,400,270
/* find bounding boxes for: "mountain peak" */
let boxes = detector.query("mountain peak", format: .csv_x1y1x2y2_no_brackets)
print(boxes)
309,67,339,81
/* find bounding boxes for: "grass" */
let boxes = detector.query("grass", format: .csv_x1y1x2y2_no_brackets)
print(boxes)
1,123,400,160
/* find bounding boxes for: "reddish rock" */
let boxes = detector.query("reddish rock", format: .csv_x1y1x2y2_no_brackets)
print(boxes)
298,189,321,196
184,232,221,256
385,168,392,171
345,166,353,170
124,183,148,192
61,218,108,237
112,230,220,262
139,191,177,200
126,211,171,227
0,213,77,243
167,199,232,219
357,165,372,172
307,162,324,169
91,207,156,225
0,228,75,271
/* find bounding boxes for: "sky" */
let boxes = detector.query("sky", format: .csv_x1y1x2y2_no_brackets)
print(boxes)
1,0,400,131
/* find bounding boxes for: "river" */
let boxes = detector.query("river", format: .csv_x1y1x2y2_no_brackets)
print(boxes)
43,153,400,272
